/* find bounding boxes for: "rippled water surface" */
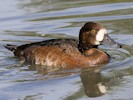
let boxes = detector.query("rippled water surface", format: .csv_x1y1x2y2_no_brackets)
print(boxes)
1,0,133,100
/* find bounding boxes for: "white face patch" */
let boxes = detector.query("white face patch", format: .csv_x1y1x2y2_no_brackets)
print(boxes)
97,83,107,93
95,41,100,45
96,28,107,42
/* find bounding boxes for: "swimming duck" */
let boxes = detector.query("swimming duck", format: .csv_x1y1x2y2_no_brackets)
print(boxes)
4,22,121,69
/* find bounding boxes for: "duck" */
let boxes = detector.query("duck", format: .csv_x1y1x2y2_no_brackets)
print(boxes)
4,22,121,69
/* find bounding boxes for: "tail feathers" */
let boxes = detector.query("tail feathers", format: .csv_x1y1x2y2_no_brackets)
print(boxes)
4,44,17,52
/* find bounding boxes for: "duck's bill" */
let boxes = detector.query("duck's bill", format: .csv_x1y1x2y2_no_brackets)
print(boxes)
101,34,122,49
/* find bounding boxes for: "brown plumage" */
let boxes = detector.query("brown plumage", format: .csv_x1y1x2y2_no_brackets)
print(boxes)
4,22,121,69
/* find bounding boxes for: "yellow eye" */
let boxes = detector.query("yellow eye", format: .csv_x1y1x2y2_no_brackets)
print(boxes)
91,30,95,33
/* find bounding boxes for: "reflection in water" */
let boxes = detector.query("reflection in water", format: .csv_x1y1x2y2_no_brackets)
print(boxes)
28,64,81,78
80,69,107,97
29,64,108,98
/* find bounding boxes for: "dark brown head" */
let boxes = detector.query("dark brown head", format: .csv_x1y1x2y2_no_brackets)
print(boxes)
78,22,121,52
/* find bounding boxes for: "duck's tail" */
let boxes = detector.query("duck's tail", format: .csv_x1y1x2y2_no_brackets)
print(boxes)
4,44,17,52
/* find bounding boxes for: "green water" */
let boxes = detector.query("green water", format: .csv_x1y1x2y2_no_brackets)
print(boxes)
0,0,133,100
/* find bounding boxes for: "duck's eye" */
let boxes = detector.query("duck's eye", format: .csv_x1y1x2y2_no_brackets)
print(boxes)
91,30,95,33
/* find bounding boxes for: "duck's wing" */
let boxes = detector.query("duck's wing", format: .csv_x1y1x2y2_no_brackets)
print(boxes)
4,38,78,57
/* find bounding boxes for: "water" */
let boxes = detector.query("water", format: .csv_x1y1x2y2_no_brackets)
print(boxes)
0,0,133,100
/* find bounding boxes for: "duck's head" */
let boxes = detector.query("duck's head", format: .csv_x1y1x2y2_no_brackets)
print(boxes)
78,22,121,52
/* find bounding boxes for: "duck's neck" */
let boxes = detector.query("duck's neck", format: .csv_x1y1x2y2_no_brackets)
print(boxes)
78,41,98,53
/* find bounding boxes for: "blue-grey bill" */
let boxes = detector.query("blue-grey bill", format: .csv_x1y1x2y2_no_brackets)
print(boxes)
101,34,122,49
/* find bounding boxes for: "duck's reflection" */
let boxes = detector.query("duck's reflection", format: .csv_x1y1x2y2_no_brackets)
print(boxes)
28,64,107,97
80,69,107,97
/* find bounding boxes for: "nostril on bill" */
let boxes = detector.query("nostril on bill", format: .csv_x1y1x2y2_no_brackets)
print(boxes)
119,44,122,48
